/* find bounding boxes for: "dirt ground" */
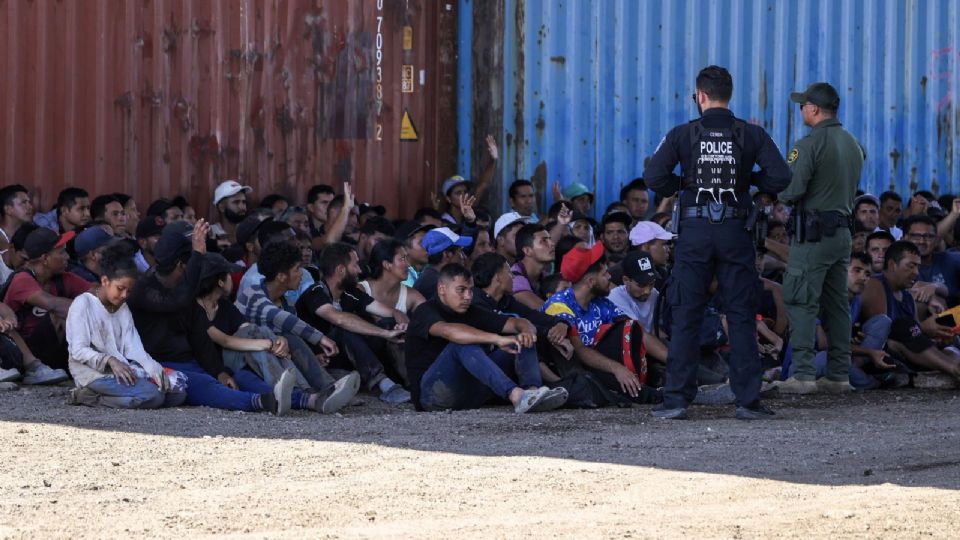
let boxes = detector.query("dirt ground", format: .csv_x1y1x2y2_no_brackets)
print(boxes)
0,384,958,539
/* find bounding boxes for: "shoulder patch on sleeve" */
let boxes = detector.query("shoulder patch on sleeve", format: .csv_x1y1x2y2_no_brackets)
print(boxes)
787,148,799,163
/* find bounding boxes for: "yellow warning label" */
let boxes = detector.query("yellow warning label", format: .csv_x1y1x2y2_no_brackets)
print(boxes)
400,109,418,141
403,26,413,50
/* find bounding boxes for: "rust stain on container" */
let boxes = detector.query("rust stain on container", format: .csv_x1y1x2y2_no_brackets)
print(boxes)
0,0,457,219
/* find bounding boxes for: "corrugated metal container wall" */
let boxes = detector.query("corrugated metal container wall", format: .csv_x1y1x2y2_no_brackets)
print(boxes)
0,0,457,218
465,0,960,215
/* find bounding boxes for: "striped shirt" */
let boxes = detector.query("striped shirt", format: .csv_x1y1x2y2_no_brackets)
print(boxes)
235,280,325,346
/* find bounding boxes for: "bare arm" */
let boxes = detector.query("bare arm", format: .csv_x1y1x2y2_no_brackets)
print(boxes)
25,290,73,319
513,291,545,310
429,321,503,347
472,135,499,202
206,325,272,352
762,278,788,336
570,334,625,375
937,200,960,243
859,279,887,321
764,238,790,262
317,304,395,338
318,183,355,248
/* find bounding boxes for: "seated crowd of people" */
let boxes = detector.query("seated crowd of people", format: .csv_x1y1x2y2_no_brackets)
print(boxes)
0,165,958,416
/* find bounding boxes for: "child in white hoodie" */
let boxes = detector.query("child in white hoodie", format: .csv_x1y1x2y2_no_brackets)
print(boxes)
65,243,186,408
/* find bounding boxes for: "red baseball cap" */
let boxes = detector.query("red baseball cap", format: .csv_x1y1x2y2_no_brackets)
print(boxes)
560,242,605,283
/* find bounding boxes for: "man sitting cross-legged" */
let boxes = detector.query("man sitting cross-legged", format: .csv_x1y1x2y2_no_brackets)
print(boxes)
405,263,568,413
235,240,361,412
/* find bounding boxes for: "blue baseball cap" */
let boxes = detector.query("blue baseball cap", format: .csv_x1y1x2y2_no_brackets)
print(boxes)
422,227,473,256
75,227,116,259
441,175,472,196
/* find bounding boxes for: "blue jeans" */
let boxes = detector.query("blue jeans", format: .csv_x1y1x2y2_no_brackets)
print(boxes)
162,360,309,411
282,332,337,392
84,376,187,409
419,344,541,411
222,325,317,391
786,315,892,389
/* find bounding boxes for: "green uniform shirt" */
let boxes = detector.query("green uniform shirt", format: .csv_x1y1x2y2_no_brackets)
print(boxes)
779,118,864,214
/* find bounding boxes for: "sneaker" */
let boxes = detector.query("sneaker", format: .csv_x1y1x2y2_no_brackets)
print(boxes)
692,383,736,405
0,367,20,383
514,386,568,414
816,377,852,394
772,376,818,395
651,406,688,420
735,403,776,420
379,383,411,405
273,369,295,416
319,372,360,414
0,381,19,392
22,363,69,386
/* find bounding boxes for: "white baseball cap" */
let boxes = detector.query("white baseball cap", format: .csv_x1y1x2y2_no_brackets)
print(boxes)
629,220,675,246
213,180,252,204
494,212,533,238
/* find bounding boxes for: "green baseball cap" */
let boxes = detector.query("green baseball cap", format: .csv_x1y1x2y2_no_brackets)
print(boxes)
790,82,840,110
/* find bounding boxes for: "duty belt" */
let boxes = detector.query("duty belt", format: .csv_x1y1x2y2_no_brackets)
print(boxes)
680,205,750,220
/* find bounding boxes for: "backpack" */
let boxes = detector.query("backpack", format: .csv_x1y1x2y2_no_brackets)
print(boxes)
688,118,747,204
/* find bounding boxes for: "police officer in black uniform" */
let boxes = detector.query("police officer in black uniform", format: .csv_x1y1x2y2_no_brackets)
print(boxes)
643,66,792,420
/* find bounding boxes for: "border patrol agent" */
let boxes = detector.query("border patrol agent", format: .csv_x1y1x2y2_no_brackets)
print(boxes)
777,82,864,394
644,66,791,420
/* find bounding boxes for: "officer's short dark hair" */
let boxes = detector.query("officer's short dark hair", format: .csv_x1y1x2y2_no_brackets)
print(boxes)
471,252,508,289
508,179,534,199
884,241,921,270
903,214,937,234
866,230,895,246
880,191,902,204
696,65,733,102
619,178,647,202
307,184,335,204
851,251,872,268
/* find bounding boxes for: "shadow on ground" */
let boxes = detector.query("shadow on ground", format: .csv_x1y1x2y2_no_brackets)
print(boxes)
1,385,958,490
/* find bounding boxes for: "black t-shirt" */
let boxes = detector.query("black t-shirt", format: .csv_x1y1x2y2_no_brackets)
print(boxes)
405,298,509,410
296,280,375,335
211,297,247,336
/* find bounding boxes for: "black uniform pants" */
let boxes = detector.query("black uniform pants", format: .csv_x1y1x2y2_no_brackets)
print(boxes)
663,218,762,409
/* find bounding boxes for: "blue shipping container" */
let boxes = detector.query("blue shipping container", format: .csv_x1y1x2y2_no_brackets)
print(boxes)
458,0,960,215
